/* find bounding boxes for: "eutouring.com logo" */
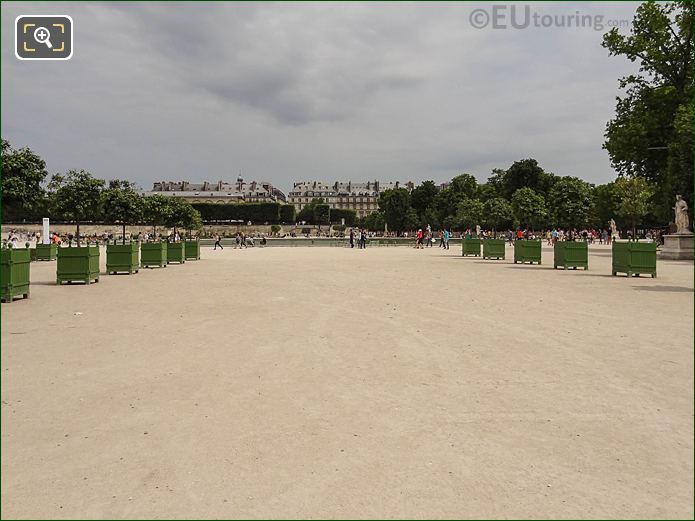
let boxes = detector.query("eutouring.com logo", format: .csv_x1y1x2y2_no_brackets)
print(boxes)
469,5,631,31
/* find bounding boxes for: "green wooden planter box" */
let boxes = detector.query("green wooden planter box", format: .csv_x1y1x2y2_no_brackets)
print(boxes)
106,242,140,274
167,242,186,264
141,242,168,268
1,248,31,302
462,238,481,257
56,246,100,285
554,241,588,270
482,239,506,260
514,240,542,264
35,243,57,261
185,240,200,260
612,241,657,278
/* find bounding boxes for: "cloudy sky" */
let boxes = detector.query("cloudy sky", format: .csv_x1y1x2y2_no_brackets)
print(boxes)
2,2,641,193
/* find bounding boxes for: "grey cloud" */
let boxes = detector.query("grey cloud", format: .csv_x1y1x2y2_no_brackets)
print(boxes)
1,2,641,192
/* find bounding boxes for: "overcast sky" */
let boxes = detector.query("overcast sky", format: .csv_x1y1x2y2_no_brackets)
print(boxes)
2,2,641,193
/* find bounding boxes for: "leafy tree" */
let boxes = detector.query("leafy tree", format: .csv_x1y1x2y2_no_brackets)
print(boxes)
455,198,484,231
614,176,656,237
165,197,201,238
296,198,324,224
50,170,105,246
142,194,172,237
313,204,330,230
450,174,478,199
602,0,693,222
378,188,416,232
432,187,461,227
483,197,514,234
591,182,621,228
363,211,386,232
1,139,49,221
410,180,438,219
547,177,593,229
511,187,547,230
101,180,143,244
501,159,545,198
487,168,507,194
420,207,441,230
476,182,499,201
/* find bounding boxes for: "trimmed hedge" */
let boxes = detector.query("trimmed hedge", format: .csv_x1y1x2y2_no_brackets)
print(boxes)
330,208,357,226
191,202,281,224
279,204,295,224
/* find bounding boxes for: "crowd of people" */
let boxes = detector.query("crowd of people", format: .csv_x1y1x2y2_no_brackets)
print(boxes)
3,225,668,250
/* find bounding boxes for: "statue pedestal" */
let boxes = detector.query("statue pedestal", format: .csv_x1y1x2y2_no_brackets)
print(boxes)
660,233,694,260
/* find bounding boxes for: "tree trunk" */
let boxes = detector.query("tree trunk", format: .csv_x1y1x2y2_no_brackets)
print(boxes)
632,217,636,240
122,223,126,245
76,222,81,247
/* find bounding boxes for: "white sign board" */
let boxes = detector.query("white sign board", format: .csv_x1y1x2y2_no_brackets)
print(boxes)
42,218,50,245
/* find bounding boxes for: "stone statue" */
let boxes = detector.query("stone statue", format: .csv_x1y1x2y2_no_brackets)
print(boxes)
674,195,691,234
609,218,618,239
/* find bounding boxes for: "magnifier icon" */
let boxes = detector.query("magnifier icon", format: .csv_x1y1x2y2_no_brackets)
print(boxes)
33,26,53,49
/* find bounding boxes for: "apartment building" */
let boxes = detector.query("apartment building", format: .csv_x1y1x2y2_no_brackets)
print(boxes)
144,178,286,203
287,180,414,218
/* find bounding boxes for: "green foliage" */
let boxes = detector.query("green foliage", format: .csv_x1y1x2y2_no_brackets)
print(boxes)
591,182,621,228
313,204,330,227
410,180,438,219
547,177,593,229
432,187,461,227
270,224,281,234
101,180,144,243
476,182,499,201
363,211,386,231
511,187,547,229
455,198,484,230
1,139,49,221
165,197,201,234
50,170,105,224
614,176,656,235
279,204,295,223
378,188,416,232
295,198,332,225
449,174,478,199
501,159,545,198
101,180,143,226
191,202,281,223
329,208,357,226
482,197,514,230
602,0,693,221
142,195,172,231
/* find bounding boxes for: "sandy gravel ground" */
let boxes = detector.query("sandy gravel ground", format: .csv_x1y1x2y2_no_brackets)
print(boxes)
1,244,693,519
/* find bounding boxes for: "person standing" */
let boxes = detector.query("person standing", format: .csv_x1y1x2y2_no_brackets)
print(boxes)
359,229,367,249
349,228,355,248
214,234,223,250
443,228,450,250
415,228,423,249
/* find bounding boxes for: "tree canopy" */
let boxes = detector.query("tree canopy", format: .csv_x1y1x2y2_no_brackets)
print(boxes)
602,0,693,224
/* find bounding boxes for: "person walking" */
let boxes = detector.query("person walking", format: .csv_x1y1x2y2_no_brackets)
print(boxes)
349,228,355,248
443,228,450,250
214,234,223,250
359,229,367,249
426,224,433,247
415,228,423,249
